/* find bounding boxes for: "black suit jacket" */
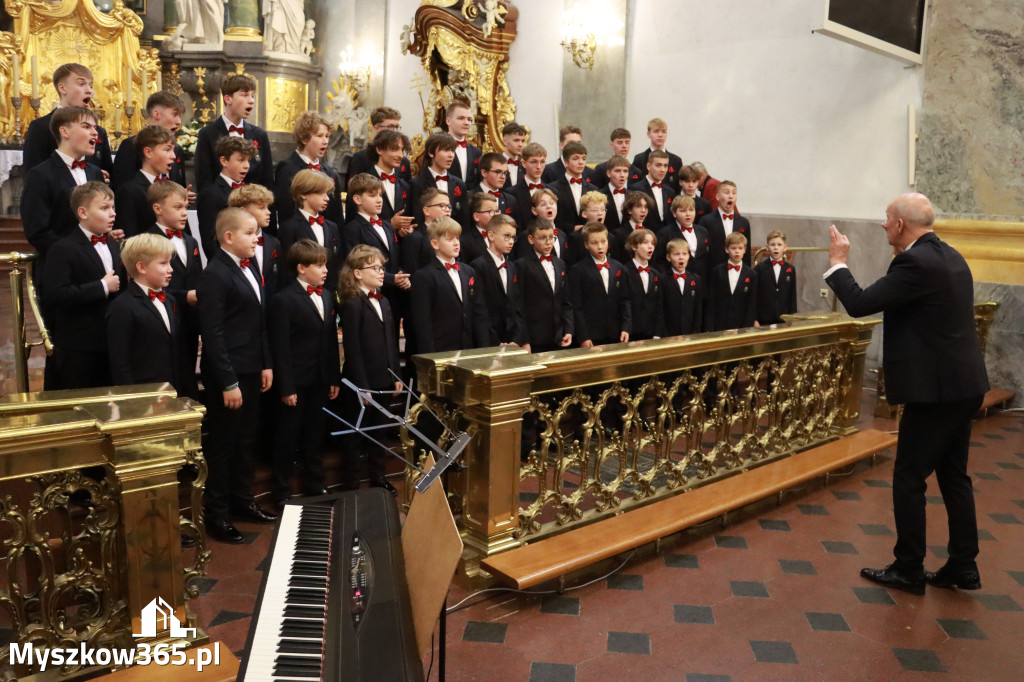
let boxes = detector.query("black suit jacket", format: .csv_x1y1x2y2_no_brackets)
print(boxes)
662,271,703,336
196,176,234,257
410,168,470,231
43,228,121,353
257,231,284,297
21,152,104,257
542,158,595,184
339,292,400,391
517,253,573,349
111,138,187,191
450,141,482,187
628,177,677,229
278,213,343,290
689,194,713,223
399,229,436,275
344,171,410,226
348,146,412,184
508,177,541,232
341,214,403,298
467,184,518,223
269,280,341,394
654,222,712,284
699,210,753,268
569,258,632,345
549,178,599,263
631,149,683,193
707,263,757,332
754,259,798,325
274,151,344,228
197,249,271,389
24,111,113,173
106,282,195,395
512,224,569,263
623,263,666,340
459,224,490,265
114,171,157,237
601,186,629,232
194,119,273,190
825,232,989,404
470,252,528,346
590,162,644,191
409,259,488,353
144,225,202,306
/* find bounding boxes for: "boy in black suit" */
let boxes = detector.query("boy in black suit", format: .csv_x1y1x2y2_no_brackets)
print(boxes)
194,74,273,190
197,136,255,257
502,121,528,188
542,125,594,184
470,214,528,348
550,141,598,243
600,154,633,232
470,152,517,218
115,125,177,237
509,142,548,231
518,220,573,352
343,173,411,298
21,106,106,272
106,233,195,396
399,188,447,279
409,217,488,353
344,129,415,232
410,132,469,230
707,232,757,331
229,184,284,296
273,110,343,227
612,191,652,262
698,180,752,269
23,63,113,174
577,190,611,265
656,196,711,283
279,169,343,291
336,244,403,493
592,128,644,188
632,117,683,193
628,149,676,229
43,182,121,389
678,164,713,223
196,208,277,543
663,239,704,336
513,189,569,261
755,230,798,325
111,91,190,194
446,101,481,186
623,229,665,341
268,239,340,506
346,106,413,183
462,191,498,265
569,223,631,347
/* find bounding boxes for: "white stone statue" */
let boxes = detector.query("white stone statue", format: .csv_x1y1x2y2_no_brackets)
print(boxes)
300,20,316,57
175,0,224,47
263,0,305,55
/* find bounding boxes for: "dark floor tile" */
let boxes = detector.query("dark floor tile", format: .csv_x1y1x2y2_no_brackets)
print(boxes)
233,530,260,546
540,596,581,616
1009,570,1024,587
750,640,798,664
208,609,250,627
981,433,1005,441
779,559,816,575
1013,499,1024,510
929,545,950,559
821,540,858,555
189,577,218,596
529,662,576,682
996,461,1023,470
989,513,1022,525
1002,425,1023,433
686,675,731,682
674,604,715,625
925,494,944,505
463,620,508,643
969,441,986,448
254,556,269,572
936,618,987,640
714,535,748,549
975,472,1001,481
864,479,892,488
665,553,700,569
805,611,850,632
858,523,895,537
971,594,1023,612
607,631,651,655
607,573,644,591
758,519,791,532
797,504,828,516
730,580,769,598
832,490,862,501
852,587,896,605
978,528,996,541
892,647,946,673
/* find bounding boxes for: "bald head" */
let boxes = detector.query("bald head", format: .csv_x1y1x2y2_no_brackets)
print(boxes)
889,193,935,229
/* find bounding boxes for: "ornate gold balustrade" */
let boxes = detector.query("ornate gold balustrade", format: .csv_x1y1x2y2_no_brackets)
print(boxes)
0,385,208,680
405,315,879,578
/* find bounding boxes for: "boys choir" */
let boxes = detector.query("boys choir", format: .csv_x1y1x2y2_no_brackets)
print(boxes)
23,63,800,544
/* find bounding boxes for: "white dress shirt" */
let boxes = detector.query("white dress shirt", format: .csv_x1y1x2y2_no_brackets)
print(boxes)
526,176,543,197
360,285,382,320
539,252,555,290
431,168,449,195
299,209,325,245
81,225,114,295
220,173,242,189
506,156,520,186
672,268,689,293
439,257,462,301
593,256,610,292
157,222,187,264
374,163,396,208
138,282,171,331
58,150,88,186
719,208,734,240
676,221,697,254
299,278,324,319
360,211,389,251
633,258,650,293
222,115,244,136
647,175,664,220
609,184,626,218
254,230,265,272
454,138,468,178
298,151,320,169
225,249,261,301
565,173,583,213
727,261,742,294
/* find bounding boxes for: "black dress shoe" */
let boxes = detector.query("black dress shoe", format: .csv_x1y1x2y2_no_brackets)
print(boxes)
371,477,398,496
860,564,925,595
925,565,981,590
232,502,279,524
206,518,244,544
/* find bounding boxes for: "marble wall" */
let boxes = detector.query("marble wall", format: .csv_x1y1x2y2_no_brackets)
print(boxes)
974,283,1024,407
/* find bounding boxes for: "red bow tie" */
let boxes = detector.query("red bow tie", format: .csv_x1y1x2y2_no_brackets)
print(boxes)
309,163,322,171
309,215,325,226
569,177,582,185
239,258,251,269
539,254,552,262
674,272,687,280
370,217,383,227
231,182,245,189
681,226,693,233
149,289,166,302
90,234,107,245
595,261,610,270
445,262,460,271
307,285,323,296
368,290,383,300
497,260,507,269
457,140,467,148
771,259,784,267
488,189,501,198
508,158,520,166
71,159,87,170
637,265,650,273
155,174,169,182
380,172,396,183
728,263,741,271
528,182,544,190
165,228,183,239
256,236,264,246
613,188,625,194
722,213,734,220
434,174,449,183
479,229,488,239
228,125,243,134
651,182,662,189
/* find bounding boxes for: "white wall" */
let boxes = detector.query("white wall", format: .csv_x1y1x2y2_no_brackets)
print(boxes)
625,0,922,220
504,0,566,154
382,0,428,135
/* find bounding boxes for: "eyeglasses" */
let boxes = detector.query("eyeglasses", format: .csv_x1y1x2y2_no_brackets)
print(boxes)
532,235,555,243
359,265,385,273
474,209,498,216
378,124,402,131
485,168,507,176
494,233,517,242
427,203,452,211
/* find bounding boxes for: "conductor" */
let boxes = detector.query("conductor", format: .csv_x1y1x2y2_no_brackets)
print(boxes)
825,193,989,595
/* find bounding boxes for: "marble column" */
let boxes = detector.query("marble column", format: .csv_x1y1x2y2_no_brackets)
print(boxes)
163,0,178,34
226,0,262,38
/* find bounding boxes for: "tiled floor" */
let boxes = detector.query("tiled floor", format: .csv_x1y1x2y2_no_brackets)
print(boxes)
188,398,1024,681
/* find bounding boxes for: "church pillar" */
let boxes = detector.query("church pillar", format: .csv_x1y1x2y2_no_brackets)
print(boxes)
225,0,262,38
163,0,178,34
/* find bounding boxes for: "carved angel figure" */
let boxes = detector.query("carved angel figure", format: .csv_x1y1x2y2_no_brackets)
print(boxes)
300,20,316,57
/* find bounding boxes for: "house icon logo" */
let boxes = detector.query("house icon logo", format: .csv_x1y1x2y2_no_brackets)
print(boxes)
134,597,197,638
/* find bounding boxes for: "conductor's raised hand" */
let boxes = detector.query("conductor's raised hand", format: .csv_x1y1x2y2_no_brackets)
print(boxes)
829,224,850,267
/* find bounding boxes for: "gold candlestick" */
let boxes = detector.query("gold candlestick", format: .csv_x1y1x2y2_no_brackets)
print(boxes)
29,96,41,122
10,96,22,145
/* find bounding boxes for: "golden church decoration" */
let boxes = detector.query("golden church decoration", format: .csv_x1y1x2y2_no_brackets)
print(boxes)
265,77,308,133
403,0,518,154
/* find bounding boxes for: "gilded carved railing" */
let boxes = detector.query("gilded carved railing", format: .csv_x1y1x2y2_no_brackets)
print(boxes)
404,316,879,577
0,385,208,679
